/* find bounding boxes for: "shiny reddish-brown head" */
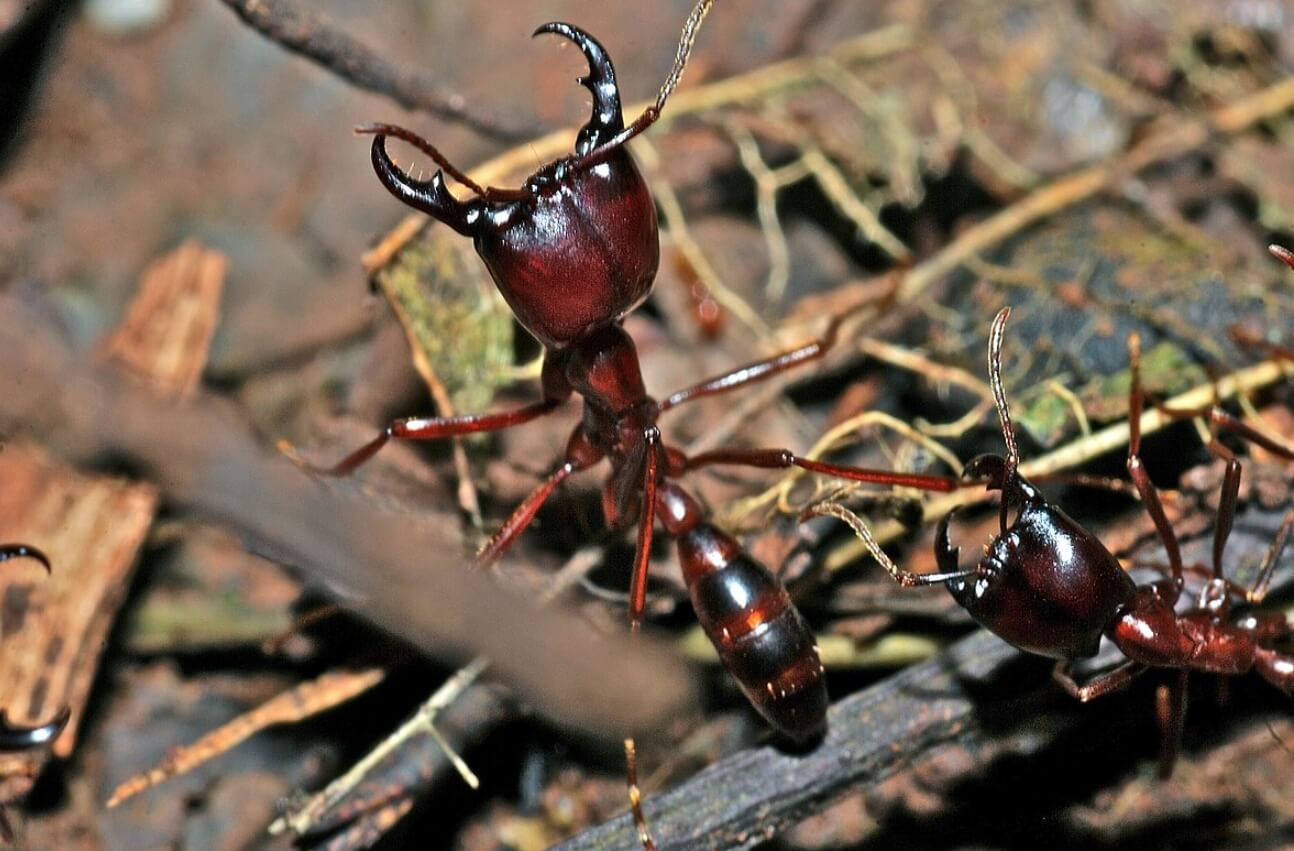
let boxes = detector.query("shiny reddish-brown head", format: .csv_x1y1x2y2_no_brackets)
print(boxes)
365,23,659,350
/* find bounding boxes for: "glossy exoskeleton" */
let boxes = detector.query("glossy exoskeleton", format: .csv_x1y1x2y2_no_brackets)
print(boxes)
307,22,964,746
931,307,1294,775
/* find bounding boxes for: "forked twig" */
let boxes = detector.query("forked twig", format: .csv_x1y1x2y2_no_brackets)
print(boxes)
270,658,488,836
273,548,604,839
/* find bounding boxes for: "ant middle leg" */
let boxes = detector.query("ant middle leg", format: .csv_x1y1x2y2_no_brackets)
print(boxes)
677,445,963,587
1126,332,1187,596
657,315,843,413
681,447,959,492
303,399,568,477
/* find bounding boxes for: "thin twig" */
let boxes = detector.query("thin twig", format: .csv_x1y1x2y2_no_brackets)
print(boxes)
215,0,534,140
106,668,386,809
895,76,1294,307
271,659,488,836
274,548,603,839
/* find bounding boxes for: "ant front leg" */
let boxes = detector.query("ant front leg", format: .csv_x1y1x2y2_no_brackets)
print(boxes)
1128,330,1294,599
682,447,960,492
1052,659,1147,702
300,358,573,477
1126,333,1186,597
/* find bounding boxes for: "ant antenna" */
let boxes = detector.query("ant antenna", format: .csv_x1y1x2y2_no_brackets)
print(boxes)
988,307,1019,475
355,122,489,198
657,0,714,113
563,0,714,171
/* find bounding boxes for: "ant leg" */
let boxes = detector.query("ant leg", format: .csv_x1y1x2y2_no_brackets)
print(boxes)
475,428,602,569
1052,659,1147,702
1246,505,1294,604
658,316,842,413
302,398,567,477
473,463,577,568
624,431,662,851
624,738,657,851
1155,670,1188,778
1253,646,1294,693
1128,328,1293,596
681,447,959,492
629,428,662,631
1126,333,1186,597
299,357,574,477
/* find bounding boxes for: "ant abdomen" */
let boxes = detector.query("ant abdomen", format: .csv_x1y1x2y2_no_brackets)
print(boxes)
677,522,827,742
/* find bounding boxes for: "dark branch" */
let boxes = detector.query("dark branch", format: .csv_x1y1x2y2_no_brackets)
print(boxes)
560,520,1294,850
557,632,1026,850
215,0,537,141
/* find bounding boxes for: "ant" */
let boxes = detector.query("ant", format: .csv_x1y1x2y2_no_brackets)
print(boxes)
824,303,1293,777
301,7,968,788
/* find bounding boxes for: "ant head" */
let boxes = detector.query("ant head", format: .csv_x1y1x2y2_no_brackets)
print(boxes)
362,23,659,350
935,308,1136,660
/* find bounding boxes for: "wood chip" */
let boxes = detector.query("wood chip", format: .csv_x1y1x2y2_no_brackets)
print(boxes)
0,240,225,800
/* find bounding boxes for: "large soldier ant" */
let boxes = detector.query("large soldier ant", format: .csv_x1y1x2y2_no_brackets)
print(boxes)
301,3,968,783
825,303,1293,776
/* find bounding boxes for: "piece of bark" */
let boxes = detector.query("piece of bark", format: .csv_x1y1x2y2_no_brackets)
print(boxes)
0,240,225,800
97,241,226,398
